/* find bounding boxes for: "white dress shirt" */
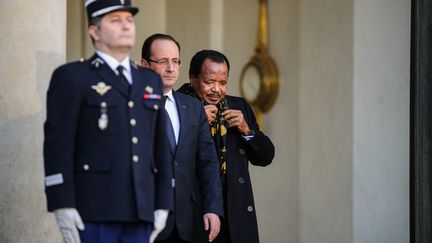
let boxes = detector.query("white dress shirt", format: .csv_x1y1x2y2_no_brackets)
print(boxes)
164,90,180,144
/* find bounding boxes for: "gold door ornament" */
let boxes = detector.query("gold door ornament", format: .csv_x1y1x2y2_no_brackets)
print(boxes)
240,0,279,128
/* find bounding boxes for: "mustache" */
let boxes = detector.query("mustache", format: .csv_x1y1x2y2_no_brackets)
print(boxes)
206,93,221,99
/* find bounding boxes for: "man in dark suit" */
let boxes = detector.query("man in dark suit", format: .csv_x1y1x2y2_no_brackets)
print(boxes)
178,50,275,243
43,1,173,243
141,34,223,243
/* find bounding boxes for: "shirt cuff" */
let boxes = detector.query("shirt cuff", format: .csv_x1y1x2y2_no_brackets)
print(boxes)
241,129,255,141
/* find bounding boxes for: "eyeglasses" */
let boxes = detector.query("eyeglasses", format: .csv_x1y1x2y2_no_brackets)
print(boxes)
148,58,181,67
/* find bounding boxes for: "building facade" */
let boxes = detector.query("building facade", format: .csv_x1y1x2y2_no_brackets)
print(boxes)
0,0,410,242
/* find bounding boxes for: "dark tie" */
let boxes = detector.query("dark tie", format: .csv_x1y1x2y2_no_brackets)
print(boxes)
116,65,130,93
163,95,177,152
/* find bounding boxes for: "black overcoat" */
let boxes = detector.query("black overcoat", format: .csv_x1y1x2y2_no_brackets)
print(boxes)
194,95,275,243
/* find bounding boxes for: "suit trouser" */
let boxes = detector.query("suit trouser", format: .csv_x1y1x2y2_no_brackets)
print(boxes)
155,227,189,243
79,222,152,243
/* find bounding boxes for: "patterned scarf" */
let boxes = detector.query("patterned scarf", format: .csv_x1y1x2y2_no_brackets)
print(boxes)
178,83,229,174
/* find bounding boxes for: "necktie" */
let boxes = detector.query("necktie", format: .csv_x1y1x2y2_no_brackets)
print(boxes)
116,65,130,93
163,95,177,152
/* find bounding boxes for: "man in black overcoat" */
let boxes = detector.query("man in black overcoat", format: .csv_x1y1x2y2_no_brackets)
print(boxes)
178,50,275,243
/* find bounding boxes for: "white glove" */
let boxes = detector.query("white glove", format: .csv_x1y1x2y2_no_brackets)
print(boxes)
149,209,169,243
54,208,85,243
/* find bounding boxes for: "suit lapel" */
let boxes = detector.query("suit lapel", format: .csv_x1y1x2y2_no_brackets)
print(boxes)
173,92,187,150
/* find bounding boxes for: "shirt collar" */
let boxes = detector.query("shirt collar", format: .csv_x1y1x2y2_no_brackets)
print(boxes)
96,50,131,73
164,89,175,103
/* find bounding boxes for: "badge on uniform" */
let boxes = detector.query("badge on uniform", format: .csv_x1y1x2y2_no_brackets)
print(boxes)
91,82,112,96
145,85,154,94
91,57,105,68
143,94,161,100
90,82,111,130
143,85,160,100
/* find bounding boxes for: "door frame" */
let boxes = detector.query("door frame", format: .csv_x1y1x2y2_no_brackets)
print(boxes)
410,0,432,242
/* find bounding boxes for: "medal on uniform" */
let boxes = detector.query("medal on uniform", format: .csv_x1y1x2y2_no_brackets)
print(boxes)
98,112,108,130
145,85,154,94
98,102,108,130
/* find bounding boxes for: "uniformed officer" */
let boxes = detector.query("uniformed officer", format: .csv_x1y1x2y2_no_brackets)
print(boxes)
43,1,173,243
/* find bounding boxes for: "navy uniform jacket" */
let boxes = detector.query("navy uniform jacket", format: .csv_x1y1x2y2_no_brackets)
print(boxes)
157,91,223,242
43,54,174,223
193,95,275,243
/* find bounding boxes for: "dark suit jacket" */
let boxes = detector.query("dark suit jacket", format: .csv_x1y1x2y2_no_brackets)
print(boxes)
192,95,275,243
157,91,223,242
43,54,174,223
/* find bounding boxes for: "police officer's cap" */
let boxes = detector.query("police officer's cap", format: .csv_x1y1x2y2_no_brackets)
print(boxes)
85,0,139,22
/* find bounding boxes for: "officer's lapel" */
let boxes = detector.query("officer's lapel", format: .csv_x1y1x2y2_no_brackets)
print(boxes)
89,54,129,98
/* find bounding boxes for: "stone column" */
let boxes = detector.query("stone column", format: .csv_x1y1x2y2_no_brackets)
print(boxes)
0,1,66,242
166,0,211,84
299,1,354,242
352,0,410,242
299,0,410,242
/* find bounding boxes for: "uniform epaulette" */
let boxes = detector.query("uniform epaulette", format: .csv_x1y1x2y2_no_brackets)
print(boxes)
141,66,159,75
130,60,139,69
